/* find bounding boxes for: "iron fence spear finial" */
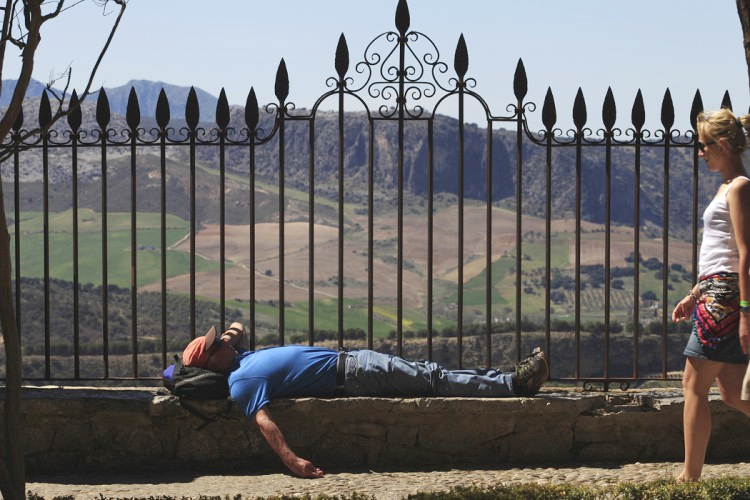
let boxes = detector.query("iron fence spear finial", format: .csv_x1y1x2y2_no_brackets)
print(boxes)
156,88,170,131
186,87,199,130
661,89,674,131
573,88,587,131
39,90,51,130
275,59,289,104
395,0,409,36
96,87,110,130
513,59,527,102
126,87,140,131
603,87,616,132
217,88,230,131
632,90,645,133
690,90,703,132
335,33,349,83
67,90,82,133
454,34,468,81
245,87,259,130
542,87,556,133
721,90,733,111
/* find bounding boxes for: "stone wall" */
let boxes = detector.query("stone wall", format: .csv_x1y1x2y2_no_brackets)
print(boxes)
1,387,749,473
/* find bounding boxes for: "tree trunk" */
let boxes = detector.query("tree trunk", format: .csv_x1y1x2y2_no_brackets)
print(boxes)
738,0,750,94
0,5,42,497
0,181,23,500
0,2,125,497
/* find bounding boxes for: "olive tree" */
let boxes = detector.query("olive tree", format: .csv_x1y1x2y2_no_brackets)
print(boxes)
0,2,126,498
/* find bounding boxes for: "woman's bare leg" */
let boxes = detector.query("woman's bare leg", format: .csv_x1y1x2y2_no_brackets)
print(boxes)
678,357,724,482
716,362,750,415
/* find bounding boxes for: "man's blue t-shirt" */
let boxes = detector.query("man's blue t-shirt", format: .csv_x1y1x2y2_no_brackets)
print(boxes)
228,345,338,418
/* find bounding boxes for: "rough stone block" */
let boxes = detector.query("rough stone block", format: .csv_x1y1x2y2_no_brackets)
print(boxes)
2,387,748,473
387,424,417,446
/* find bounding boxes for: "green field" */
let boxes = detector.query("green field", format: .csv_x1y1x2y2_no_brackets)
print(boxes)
9,208,695,334
441,233,693,325
226,297,450,339
9,209,223,288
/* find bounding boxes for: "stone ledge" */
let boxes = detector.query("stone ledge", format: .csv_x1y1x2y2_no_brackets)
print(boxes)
1,386,749,473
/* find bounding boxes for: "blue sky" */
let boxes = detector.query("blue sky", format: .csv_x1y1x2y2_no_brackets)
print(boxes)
8,0,749,131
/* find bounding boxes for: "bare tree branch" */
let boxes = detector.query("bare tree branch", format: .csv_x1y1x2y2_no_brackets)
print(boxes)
0,1,38,492
0,0,16,116
78,0,126,101
11,0,25,45
41,0,64,22
0,1,42,142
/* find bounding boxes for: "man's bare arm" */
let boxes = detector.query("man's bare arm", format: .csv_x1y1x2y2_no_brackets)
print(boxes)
253,407,324,478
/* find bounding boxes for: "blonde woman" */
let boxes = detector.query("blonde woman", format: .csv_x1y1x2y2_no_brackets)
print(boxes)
672,108,750,481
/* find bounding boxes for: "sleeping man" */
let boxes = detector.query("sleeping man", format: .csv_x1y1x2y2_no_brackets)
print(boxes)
182,323,549,478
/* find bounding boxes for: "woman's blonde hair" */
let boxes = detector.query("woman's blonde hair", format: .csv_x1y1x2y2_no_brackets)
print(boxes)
697,108,750,153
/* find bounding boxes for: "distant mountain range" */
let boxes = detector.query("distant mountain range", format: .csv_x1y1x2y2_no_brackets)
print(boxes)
1,78,219,123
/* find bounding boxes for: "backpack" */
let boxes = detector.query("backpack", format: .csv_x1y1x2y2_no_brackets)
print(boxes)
163,354,235,430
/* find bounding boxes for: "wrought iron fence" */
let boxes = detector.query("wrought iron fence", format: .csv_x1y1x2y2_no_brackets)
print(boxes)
0,0,732,386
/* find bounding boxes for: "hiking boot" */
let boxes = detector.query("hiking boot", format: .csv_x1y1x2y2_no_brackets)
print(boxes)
511,347,548,397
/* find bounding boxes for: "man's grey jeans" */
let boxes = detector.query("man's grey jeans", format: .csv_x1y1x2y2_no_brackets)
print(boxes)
342,349,514,397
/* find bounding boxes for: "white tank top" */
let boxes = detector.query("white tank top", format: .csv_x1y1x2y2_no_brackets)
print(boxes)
698,176,749,277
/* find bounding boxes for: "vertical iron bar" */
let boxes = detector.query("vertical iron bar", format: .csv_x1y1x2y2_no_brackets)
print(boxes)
662,136,671,379
249,136,256,351
633,135,641,378
309,120,316,345
545,133,552,364
100,128,109,378
189,129,196,338
428,119,434,360
160,131,167,368
396,34,405,356
367,119,375,350
574,132,582,379
42,130,50,378
72,131,80,379
130,127,138,377
515,101,524,363
485,122,493,367
604,133,612,380
457,84,465,368
279,108,286,345
338,86,345,348
220,130,227,329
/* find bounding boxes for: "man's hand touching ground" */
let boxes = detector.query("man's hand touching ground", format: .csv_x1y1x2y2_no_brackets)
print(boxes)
288,457,324,478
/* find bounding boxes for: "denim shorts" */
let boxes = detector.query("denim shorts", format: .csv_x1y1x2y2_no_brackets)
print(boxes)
683,273,748,365
683,325,748,364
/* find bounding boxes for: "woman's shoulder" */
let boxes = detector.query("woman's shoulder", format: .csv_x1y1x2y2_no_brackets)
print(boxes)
730,176,750,191
726,176,750,204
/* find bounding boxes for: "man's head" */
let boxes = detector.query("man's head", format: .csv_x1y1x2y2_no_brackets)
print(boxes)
183,325,238,372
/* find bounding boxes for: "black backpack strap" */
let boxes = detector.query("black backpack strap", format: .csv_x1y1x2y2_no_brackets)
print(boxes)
179,397,236,431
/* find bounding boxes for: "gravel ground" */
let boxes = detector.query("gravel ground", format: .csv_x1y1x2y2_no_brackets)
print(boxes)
25,462,750,499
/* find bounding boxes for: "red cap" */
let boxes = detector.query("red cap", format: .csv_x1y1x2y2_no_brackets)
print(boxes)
182,325,218,368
